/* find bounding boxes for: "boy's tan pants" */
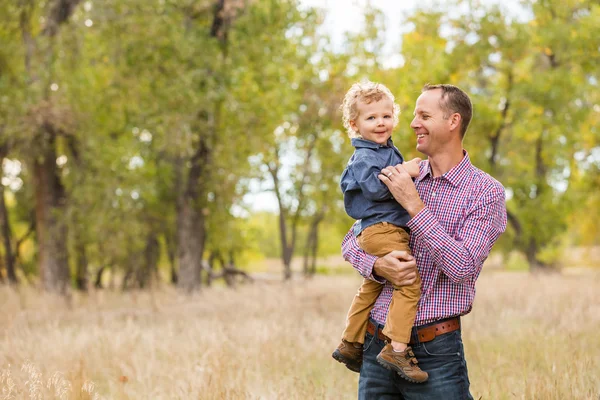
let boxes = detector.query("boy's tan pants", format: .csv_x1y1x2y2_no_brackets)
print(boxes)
342,222,421,344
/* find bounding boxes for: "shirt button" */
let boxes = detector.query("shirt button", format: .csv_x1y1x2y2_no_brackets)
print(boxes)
432,192,436,197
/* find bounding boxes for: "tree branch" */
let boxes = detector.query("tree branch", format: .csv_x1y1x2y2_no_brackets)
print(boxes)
43,0,83,37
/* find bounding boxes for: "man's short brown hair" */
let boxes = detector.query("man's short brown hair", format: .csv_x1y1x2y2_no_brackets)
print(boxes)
423,84,472,138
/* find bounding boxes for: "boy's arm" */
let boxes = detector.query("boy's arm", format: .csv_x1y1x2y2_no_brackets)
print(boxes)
401,158,422,178
352,159,393,201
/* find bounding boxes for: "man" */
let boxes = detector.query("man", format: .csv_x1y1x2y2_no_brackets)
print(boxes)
341,84,507,399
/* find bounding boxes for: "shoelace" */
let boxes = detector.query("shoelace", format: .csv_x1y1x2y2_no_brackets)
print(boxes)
406,348,419,365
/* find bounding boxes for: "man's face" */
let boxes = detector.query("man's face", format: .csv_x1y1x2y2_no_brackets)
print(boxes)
410,89,454,156
350,98,394,145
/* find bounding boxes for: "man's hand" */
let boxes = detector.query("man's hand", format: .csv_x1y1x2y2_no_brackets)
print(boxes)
379,164,425,217
373,251,418,287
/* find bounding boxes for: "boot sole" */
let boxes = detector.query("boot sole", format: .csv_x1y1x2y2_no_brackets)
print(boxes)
376,355,428,383
332,350,361,373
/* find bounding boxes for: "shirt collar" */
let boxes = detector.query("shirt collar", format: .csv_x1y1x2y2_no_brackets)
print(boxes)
415,150,472,187
351,137,394,149
414,162,431,183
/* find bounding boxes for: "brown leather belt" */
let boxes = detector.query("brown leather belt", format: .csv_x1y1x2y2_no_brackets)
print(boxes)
366,317,460,344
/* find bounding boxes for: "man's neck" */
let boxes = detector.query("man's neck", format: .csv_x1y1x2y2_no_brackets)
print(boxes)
428,147,464,177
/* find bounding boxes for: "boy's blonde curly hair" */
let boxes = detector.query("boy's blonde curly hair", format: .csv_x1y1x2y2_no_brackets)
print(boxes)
341,81,400,138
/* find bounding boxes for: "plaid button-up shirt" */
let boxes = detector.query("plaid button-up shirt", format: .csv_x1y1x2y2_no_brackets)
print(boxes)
342,151,507,326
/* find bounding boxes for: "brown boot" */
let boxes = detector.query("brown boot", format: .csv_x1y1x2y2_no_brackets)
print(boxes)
376,344,428,383
332,340,363,373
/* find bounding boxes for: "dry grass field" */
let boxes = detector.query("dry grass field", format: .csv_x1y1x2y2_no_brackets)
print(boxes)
1,269,599,399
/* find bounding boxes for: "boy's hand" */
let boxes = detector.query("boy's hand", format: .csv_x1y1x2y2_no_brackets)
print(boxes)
400,157,422,178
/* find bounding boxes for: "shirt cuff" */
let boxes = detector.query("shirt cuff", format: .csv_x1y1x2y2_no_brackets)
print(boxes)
359,252,386,284
406,207,437,241
370,269,386,284
341,228,384,283
362,254,381,281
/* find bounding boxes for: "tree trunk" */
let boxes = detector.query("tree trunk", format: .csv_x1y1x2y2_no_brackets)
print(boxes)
164,231,178,285
177,196,205,292
74,240,88,291
94,265,105,289
309,220,320,276
489,70,512,174
122,238,137,291
206,251,217,287
21,0,82,294
282,237,293,280
176,121,210,292
309,228,319,276
525,239,551,272
33,136,70,294
526,133,551,271
109,266,116,290
122,264,135,291
303,207,325,277
218,251,234,287
273,191,300,280
175,0,240,291
302,235,311,277
43,0,83,37
176,193,206,292
0,161,18,285
137,233,160,289
303,223,317,277
270,164,293,280
269,135,317,281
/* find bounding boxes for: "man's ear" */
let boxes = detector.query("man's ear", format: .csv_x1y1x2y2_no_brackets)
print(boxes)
449,112,462,134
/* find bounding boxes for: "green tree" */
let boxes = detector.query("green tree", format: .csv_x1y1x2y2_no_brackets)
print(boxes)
415,0,600,268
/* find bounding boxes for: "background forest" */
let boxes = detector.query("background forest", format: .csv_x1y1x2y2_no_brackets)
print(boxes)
0,0,599,398
1,0,599,291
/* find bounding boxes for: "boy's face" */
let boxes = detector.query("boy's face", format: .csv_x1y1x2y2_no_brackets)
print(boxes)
350,98,394,145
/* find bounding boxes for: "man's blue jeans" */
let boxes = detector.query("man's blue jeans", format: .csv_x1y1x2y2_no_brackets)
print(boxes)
358,318,473,399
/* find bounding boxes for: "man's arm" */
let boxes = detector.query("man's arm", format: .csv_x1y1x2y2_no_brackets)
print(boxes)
379,164,507,284
342,227,418,286
408,186,507,283
341,228,379,279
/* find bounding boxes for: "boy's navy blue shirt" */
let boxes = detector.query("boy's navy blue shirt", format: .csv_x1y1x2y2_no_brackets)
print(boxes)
340,137,411,236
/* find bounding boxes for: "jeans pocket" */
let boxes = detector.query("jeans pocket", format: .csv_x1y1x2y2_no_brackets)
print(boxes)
421,331,462,357
363,333,375,353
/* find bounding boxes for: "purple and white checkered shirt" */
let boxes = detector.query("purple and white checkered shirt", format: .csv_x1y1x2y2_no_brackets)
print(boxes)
342,151,507,326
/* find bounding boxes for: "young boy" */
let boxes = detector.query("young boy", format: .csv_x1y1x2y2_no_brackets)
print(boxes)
331,81,428,383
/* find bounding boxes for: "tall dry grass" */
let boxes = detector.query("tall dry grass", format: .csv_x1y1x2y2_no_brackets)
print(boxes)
0,270,599,399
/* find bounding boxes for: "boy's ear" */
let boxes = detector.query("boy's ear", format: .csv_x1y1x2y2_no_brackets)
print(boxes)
349,120,358,132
